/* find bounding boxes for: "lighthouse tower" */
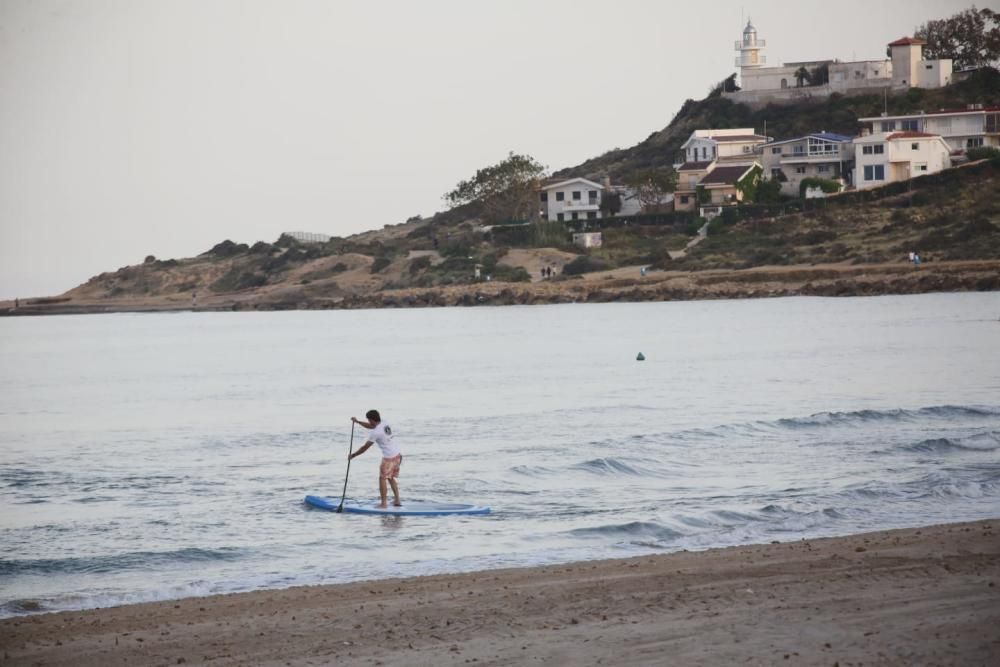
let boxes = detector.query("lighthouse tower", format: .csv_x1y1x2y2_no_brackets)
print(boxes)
734,19,766,70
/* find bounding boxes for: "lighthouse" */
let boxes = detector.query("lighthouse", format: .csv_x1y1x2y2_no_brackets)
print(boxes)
734,18,766,70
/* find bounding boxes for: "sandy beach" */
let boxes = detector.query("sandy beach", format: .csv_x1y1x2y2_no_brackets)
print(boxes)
2,519,997,666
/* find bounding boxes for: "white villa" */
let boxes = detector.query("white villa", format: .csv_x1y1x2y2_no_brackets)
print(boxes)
758,133,854,197
852,131,952,190
539,177,604,222
539,177,670,221
726,20,953,107
858,105,1000,153
680,128,769,165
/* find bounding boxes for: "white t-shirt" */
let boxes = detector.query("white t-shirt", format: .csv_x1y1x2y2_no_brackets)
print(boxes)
368,422,400,458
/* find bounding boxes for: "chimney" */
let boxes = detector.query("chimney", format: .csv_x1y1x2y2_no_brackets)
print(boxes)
601,175,611,189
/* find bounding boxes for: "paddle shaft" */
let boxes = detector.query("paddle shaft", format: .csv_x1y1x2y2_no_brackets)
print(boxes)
336,421,355,513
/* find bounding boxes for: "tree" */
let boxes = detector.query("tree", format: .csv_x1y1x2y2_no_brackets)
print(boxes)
443,152,547,224
754,178,783,204
599,191,623,218
622,168,678,213
811,63,830,86
794,67,812,87
915,7,1000,70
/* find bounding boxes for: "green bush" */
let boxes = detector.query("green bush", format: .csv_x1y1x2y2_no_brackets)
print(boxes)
370,256,393,273
799,177,843,198
562,255,611,275
408,255,433,275
966,146,1000,162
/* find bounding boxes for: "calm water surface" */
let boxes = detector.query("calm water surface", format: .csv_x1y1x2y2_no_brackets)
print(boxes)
1,293,999,615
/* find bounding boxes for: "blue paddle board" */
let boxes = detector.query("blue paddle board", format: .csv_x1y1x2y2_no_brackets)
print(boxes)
304,495,490,516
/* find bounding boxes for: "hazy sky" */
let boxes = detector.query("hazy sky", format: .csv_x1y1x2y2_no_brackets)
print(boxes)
0,0,974,297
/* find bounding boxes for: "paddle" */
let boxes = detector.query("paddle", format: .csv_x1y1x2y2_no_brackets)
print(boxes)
336,421,355,513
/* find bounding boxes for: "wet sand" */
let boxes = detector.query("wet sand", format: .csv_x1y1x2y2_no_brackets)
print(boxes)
2,519,998,666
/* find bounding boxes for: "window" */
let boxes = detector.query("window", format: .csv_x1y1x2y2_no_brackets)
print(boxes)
771,147,782,154
586,212,598,220
571,212,579,221
556,192,564,201
701,146,708,160
539,192,547,202
588,190,598,200
917,164,928,171
743,145,751,153
926,64,933,70
881,121,896,132
901,119,919,131
863,165,885,181
572,191,581,200
874,144,884,154
911,143,919,150
795,166,806,174
967,137,985,148
818,165,830,173
863,144,885,155
770,168,782,178
557,213,564,221
680,195,689,204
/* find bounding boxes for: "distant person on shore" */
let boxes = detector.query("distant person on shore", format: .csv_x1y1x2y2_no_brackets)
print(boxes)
349,410,402,508
14,297,18,309
909,251,916,265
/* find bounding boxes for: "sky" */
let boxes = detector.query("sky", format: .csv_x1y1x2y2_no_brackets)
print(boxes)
0,0,976,298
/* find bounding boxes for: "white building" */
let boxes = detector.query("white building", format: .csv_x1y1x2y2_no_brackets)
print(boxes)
758,132,854,197
852,132,952,190
539,177,672,220
858,105,1000,153
572,232,603,248
725,21,953,107
539,177,604,222
680,128,769,165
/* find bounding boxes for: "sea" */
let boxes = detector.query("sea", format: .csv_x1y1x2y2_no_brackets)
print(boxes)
1,293,999,617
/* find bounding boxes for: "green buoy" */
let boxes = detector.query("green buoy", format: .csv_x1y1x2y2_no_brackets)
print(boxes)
636,352,645,361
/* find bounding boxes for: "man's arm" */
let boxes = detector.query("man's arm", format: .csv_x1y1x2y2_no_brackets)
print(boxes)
350,441,374,459
352,417,374,429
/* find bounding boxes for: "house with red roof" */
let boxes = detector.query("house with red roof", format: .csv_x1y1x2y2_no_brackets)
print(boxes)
858,105,1000,154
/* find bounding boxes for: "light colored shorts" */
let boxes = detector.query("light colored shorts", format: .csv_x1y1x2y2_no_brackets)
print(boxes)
379,454,402,479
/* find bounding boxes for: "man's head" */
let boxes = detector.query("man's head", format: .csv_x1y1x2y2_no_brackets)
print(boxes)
365,409,381,424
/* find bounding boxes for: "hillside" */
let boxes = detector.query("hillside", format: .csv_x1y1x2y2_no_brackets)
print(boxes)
3,73,1000,316
554,68,1000,180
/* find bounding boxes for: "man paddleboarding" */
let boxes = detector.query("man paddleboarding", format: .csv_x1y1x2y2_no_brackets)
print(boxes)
349,410,402,508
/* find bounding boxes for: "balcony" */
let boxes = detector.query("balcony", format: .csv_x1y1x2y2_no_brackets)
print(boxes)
734,39,766,49
562,199,600,211
735,55,767,66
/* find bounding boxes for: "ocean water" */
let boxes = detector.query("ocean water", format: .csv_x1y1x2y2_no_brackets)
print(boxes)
1,293,999,616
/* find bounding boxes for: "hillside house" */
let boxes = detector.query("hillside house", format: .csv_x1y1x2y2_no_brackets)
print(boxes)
852,132,952,190
758,133,854,197
539,178,604,222
679,129,769,165
673,161,715,212
858,105,1000,154
698,164,761,206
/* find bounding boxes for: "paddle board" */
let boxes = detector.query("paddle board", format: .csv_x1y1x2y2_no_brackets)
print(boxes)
304,495,490,516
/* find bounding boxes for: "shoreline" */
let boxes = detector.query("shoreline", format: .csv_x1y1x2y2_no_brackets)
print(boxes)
2,259,999,316
3,519,998,666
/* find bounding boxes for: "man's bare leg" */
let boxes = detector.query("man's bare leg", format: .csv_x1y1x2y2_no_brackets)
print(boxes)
388,478,401,506
378,477,388,508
